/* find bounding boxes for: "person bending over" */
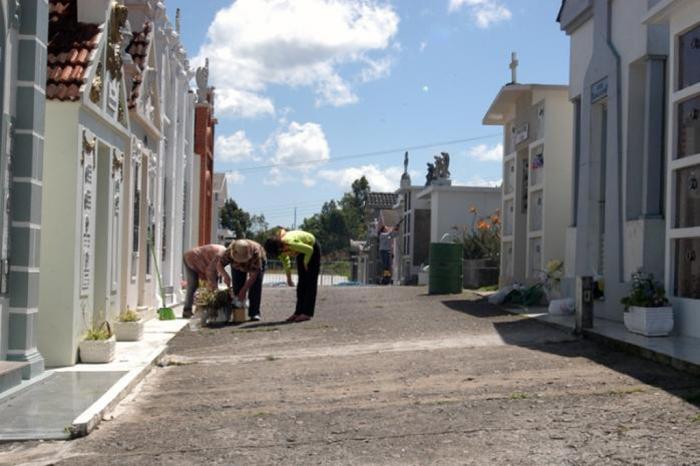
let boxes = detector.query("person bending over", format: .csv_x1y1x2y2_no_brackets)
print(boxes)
265,228,321,322
219,239,267,321
182,244,227,319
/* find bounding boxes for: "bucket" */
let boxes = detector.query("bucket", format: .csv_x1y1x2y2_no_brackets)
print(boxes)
429,243,463,295
232,306,247,323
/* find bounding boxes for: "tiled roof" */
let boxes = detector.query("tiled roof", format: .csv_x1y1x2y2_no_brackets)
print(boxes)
126,22,152,109
47,0,101,101
366,192,398,210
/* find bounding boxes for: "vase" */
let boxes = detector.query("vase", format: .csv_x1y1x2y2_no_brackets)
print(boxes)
79,335,116,363
114,320,144,341
623,306,674,337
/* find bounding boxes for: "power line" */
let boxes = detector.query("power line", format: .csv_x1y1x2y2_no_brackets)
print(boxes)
230,133,501,173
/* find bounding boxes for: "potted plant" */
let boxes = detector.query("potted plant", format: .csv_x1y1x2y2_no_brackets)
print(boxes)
193,287,232,326
114,308,144,341
456,207,501,289
79,321,116,363
621,271,674,336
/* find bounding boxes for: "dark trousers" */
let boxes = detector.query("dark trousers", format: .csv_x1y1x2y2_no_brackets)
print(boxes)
380,249,391,271
232,261,266,318
295,242,321,317
183,261,199,316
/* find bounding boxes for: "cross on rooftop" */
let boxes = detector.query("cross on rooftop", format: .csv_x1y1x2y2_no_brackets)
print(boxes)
510,52,518,84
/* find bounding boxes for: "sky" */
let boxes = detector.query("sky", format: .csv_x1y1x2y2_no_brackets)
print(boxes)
166,0,570,228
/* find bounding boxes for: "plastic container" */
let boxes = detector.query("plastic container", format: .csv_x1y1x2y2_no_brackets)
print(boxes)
429,243,463,295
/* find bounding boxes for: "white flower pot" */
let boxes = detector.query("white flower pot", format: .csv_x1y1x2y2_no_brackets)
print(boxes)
623,306,674,337
114,320,144,341
79,335,116,363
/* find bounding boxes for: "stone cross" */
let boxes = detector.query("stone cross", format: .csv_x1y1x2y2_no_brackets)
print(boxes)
510,52,518,84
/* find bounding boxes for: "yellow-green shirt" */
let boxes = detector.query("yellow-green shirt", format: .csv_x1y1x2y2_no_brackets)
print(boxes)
280,230,315,272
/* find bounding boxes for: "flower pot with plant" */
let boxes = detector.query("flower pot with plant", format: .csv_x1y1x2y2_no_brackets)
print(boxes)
114,308,144,341
621,271,674,337
194,287,232,326
79,321,116,363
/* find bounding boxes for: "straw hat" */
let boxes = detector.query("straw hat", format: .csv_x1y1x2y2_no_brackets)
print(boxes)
230,240,253,263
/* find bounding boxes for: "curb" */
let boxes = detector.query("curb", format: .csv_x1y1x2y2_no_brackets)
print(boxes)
68,344,169,438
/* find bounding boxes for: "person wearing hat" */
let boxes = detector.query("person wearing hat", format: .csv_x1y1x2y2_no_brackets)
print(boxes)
219,239,267,321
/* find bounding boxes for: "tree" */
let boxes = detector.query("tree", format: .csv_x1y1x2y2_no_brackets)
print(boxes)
249,214,269,244
299,177,371,257
219,199,251,239
339,176,370,239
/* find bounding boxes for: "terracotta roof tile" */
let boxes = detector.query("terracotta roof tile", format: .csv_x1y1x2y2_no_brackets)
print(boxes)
126,22,152,109
46,0,101,101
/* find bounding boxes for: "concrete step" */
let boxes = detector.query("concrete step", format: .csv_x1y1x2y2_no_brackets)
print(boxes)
0,361,28,394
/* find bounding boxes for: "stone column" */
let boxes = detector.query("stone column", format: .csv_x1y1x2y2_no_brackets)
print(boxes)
7,0,48,378
642,55,666,218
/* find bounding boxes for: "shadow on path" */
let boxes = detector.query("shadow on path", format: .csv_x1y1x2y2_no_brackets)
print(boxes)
440,296,700,408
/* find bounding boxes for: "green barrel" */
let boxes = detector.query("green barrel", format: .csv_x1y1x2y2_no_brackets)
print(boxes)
429,243,463,294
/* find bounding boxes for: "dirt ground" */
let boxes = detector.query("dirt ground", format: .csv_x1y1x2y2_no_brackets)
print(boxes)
2,286,700,466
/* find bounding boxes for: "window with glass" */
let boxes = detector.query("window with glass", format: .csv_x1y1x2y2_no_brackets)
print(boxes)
679,24,700,90
677,96,700,159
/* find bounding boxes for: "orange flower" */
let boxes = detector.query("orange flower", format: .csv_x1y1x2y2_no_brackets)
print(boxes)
468,206,478,214
477,220,489,231
490,214,501,225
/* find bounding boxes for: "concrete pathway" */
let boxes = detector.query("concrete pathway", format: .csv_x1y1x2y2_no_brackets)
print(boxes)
2,287,700,465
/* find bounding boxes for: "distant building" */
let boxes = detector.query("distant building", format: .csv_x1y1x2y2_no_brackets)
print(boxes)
483,56,573,286
212,172,233,244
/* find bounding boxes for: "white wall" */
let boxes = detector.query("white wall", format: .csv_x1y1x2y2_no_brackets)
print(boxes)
422,186,501,244
38,104,81,367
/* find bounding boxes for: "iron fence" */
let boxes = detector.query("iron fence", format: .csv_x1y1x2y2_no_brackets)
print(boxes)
263,259,353,286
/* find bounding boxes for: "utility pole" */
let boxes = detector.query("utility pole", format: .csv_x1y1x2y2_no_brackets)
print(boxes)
293,207,297,230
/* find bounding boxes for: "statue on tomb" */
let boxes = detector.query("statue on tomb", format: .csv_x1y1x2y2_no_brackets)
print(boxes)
440,152,451,179
403,151,409,175
196,58,210,104
426,162,435,186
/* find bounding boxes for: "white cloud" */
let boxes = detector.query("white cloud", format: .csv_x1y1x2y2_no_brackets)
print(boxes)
216,130,257,163
448,0,512,28
271,121,330,173
422,85,430,92
225,171,246,185
419,41,428,52
358,56,394,83
467,143,503,162
318,165,405,192
215,88,275,119
195,0,400,116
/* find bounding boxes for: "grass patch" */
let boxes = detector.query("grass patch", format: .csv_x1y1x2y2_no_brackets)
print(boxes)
607,387,645,396
477,284,499,292
232,327,280,334
509,392,529,400
692,414,700,423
